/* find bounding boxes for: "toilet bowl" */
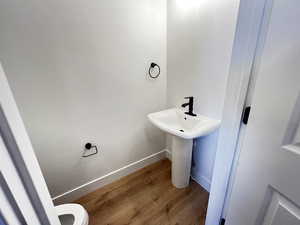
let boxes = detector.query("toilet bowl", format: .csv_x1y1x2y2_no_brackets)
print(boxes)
55,204,89,225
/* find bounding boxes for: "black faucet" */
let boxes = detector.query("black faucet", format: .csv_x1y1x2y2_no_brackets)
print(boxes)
181,97,197,117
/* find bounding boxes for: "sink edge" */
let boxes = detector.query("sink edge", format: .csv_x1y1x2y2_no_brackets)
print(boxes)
147,112,221,139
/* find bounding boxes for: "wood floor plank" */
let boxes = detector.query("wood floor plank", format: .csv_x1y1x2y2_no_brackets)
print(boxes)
75,159,209,225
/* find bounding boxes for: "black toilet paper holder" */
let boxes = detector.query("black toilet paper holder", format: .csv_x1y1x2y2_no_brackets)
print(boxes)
82,142,98,158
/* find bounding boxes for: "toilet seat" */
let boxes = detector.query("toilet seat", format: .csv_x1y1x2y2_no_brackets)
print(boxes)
55,204,89,225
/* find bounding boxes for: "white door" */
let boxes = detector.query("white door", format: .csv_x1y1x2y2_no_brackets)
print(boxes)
0,63,61,225
226,0,300,224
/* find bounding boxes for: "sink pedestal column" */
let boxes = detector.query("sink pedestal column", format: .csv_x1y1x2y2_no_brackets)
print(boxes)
171,137,193,188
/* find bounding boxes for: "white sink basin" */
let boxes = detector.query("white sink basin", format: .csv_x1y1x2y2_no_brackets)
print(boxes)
148,108,221,188
148,108,220,139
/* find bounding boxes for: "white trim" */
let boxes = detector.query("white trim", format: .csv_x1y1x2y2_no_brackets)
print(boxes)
205,0,270,224
222,0,277,220
0,173,23,225
53,149,167,204
165,149,172,161
0,63,61,225
191,175,211,192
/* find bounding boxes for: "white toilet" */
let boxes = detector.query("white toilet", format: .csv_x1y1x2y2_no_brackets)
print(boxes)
55,204,89,225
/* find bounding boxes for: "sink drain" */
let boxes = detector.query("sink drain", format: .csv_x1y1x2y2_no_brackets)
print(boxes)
179,129,184,132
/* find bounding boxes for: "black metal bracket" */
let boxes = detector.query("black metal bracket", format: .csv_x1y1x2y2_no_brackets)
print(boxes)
82,142,98,158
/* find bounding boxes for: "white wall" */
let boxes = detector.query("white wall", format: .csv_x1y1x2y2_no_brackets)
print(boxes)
0,0,167,198
167,0,239,190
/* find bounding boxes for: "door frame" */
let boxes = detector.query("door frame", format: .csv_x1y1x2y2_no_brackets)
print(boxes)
205,0,270,224
0,63,61,225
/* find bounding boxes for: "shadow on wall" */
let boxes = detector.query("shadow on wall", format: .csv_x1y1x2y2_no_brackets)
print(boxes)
191,129,220,192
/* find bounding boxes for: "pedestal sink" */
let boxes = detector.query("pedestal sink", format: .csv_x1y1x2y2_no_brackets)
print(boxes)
148,108,220,188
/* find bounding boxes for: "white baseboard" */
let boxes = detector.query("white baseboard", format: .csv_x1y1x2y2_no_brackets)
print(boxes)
165,149,172,161
53,149,167,204
191,174,211,192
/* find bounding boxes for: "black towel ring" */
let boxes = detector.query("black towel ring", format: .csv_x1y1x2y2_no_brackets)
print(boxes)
148,62,160,79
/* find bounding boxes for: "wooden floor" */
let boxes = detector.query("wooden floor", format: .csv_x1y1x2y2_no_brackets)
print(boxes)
75,159,209,225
